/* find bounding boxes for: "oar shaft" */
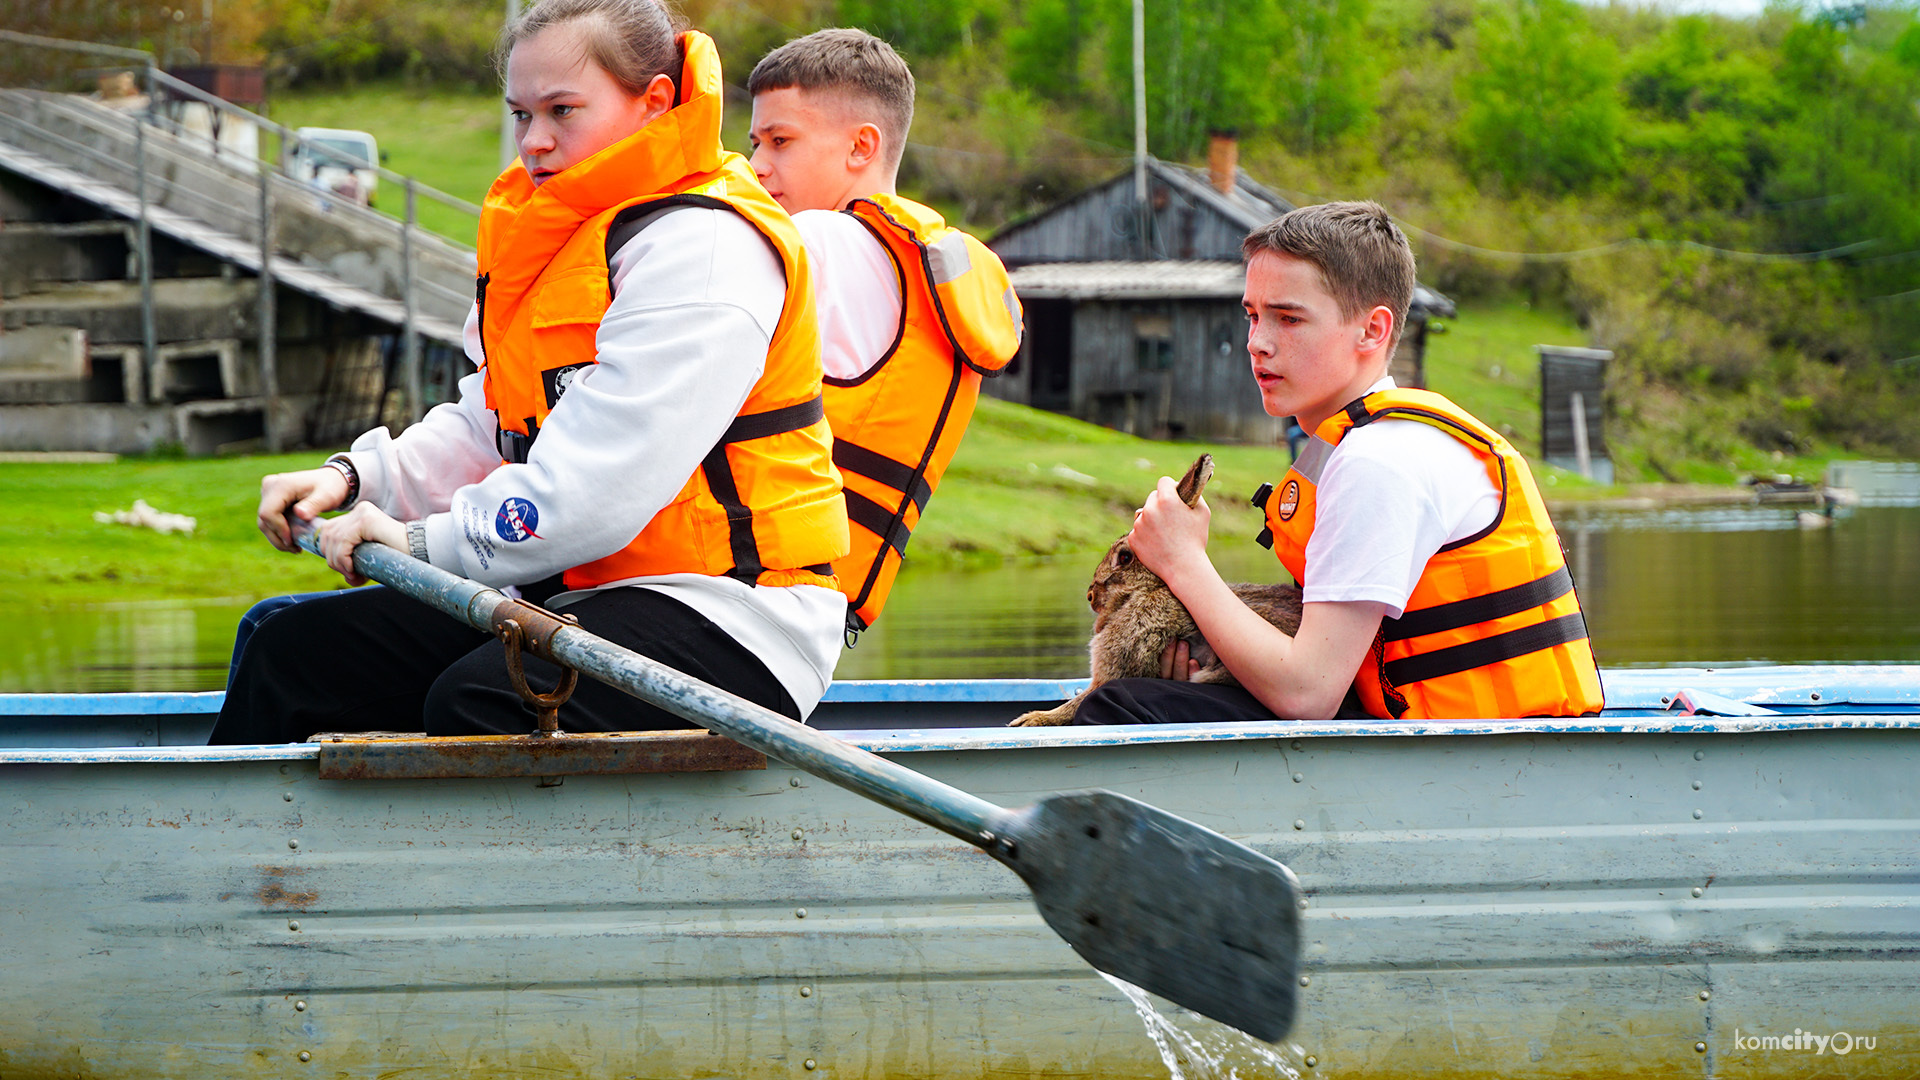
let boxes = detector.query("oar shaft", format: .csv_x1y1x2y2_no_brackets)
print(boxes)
296,530,1007,845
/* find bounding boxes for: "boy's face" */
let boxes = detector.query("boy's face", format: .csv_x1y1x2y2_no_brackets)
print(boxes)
1242,251,1392,430
748,87,864,213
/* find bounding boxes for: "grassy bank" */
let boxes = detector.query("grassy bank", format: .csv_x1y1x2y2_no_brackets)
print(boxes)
3,300,1851,607
4,453,347,608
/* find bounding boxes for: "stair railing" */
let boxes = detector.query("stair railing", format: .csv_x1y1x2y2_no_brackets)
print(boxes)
0,29,482,436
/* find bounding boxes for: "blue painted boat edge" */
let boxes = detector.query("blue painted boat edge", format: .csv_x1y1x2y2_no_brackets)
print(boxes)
0,691,228,716
13,665,1920,713
819,678,1092,702
4,664,1917,721
6,711,1920,765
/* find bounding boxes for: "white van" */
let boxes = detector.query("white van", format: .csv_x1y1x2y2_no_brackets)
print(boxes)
290,126,381,206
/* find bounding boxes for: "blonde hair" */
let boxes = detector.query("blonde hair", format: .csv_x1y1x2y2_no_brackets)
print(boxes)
495,0,684,96
1243,201,1416,348
747,28,915,171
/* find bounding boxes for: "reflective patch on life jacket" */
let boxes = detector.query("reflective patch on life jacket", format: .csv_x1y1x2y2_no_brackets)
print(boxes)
926,232,972,285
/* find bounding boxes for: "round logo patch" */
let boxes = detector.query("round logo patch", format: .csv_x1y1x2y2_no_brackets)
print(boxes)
495,497,542,542
1277,479,1301,522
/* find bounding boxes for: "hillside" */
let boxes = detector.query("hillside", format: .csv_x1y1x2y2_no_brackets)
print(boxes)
32,0,1911,481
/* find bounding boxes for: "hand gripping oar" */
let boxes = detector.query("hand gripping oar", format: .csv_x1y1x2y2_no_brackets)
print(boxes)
294,526,1304,1040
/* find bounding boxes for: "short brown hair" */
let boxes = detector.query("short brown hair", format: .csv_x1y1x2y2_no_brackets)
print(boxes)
495,0,685,98
1242,201,1416,348
748,28,915,171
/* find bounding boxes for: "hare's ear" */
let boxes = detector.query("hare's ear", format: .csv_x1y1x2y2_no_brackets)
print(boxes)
1175,453,1215,507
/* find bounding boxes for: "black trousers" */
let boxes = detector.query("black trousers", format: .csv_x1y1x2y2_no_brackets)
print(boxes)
1072,678,1369,725
211,584,798,744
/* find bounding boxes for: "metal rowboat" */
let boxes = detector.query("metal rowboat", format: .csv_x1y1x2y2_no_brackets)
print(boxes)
3,667,1917,1078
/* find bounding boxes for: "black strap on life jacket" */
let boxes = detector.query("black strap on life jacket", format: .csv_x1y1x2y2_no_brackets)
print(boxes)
1383,566,1575,643
493,196,745,465
840,353,960,634
603,193,735,265
1382,610,1590,689
498,419,538,464
701,395,828,584
1251,482,1275,549
613,194,826,585
1343,397,1510,552
834,441,930,562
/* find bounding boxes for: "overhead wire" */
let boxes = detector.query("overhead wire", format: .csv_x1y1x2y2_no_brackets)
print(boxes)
1258,179,1895,264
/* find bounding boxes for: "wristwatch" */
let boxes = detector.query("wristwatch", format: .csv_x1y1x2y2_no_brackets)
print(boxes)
323,455,360,508
406,521,429,562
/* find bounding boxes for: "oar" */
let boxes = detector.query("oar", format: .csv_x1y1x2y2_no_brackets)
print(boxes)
293,525,1303,1041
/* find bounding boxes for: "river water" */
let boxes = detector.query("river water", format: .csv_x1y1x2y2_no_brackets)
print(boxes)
7,505,1918,694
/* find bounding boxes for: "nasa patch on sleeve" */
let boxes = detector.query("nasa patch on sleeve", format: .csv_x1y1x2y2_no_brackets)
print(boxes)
495,497,542,542
541,363,593,409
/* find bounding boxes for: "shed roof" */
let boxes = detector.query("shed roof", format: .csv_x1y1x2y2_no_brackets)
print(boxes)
1008,259,1458,317
1007,260,1245,300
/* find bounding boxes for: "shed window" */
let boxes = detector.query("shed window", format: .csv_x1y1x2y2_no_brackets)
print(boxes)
1134,314,1173,372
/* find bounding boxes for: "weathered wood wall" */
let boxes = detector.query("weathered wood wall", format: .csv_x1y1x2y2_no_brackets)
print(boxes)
992,167,1282,265
989,298,1286,443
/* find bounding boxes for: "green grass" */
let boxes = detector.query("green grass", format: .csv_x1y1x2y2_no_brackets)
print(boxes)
1420,297,1591,460
2,454,348,608
267,82,504,245
1,282,1842,606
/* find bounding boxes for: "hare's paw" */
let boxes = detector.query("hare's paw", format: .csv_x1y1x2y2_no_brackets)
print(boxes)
1010,705,1074,727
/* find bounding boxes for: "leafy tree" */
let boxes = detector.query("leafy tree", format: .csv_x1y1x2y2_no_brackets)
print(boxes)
1459,0,1622,192
1618,15,1784,211
1019,0,1374,159
1007,0,1091,102
836,0,999,60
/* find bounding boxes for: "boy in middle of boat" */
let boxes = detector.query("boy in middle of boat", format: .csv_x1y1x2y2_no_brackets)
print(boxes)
746,28,1024,638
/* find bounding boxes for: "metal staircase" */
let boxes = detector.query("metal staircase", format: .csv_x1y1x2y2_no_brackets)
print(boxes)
0,31,484,453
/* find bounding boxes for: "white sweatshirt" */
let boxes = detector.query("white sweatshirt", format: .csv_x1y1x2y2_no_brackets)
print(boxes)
794,209,902,380
340,206,846,714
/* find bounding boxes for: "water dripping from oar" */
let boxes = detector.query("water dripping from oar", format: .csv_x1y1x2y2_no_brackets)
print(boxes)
1101,973,1307,1080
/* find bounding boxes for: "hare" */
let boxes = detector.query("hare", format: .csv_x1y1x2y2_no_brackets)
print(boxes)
1010,454,1303,727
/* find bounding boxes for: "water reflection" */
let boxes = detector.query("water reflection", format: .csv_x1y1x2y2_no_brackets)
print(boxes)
9,598,252,693
842,504,1920,678
1561,503,1920,666
5,507,1918,692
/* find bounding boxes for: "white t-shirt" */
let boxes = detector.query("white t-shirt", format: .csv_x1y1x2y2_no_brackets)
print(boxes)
794,209,902,380
1299,378,1501,619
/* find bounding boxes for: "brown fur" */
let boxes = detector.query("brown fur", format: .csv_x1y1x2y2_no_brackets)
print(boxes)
1010,454,1303,726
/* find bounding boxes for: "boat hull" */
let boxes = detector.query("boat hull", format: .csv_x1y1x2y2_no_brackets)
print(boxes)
4,671,1919,1078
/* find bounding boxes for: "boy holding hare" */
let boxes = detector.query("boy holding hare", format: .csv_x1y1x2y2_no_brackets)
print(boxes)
1085,202,1603,724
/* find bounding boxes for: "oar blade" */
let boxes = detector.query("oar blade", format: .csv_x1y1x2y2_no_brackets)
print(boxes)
993,790,1302,1042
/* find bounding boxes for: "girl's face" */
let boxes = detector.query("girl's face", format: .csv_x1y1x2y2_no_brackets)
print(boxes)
505,22,674,186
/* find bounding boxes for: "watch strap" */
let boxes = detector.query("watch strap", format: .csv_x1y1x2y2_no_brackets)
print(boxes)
323,455,360,508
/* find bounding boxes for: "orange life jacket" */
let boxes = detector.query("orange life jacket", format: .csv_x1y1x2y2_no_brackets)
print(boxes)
475,32,846,594
825,194,1022,633
1256,388,1604,719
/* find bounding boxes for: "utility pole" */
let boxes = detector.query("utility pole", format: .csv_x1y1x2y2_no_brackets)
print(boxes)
1132,0,1149,259
500,0,520,171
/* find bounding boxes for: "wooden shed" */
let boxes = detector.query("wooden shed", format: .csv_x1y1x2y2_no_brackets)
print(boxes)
988,154,1454,441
